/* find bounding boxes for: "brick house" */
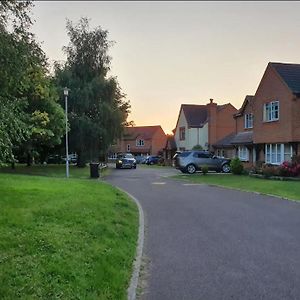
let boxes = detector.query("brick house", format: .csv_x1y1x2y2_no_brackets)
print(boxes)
215,62,300,166
174,99,237,152
110,125,167,158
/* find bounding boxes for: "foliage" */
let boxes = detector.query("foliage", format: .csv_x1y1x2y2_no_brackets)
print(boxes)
230,157,244,175
278,161,300,177
0,1,65,164
261,164,280,178
192,144,203,150
0,173,138,299
201,164,208,175
54,18,131,166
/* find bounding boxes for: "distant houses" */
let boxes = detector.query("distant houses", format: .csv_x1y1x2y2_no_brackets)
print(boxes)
173,99,237,152
109,125,167,159
112,61,300,167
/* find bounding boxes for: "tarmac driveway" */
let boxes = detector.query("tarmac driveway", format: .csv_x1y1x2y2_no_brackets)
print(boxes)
106,165,300,300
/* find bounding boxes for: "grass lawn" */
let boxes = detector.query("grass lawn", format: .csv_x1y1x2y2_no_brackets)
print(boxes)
0,163,110,179
0,173,138,299
173,173,300,201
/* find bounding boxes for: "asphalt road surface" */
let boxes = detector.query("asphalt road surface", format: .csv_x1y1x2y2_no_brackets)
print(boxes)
106,165,300,300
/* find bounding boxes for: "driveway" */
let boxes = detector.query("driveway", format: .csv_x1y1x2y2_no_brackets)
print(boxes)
106,165,300,300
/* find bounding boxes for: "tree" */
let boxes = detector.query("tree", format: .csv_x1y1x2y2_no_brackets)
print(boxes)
0,1,65,165
54,18,131,166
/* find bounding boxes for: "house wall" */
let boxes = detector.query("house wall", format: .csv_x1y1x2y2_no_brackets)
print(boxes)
236,102,254,133
152,128,167,155
174,109,188,150
253,65,294,144
188,124,208,150
207,101,237,150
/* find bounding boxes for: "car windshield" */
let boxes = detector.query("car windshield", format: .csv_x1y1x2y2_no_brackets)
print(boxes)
124,153,134,158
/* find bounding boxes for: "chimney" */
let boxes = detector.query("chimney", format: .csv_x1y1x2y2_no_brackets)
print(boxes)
210,98,214,104
207,98,218,151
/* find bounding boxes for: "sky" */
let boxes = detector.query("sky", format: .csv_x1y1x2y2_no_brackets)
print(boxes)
31,1,300,134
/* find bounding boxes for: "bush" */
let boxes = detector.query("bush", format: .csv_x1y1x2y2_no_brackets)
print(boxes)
192,144,203,150
262,164,280,178
279,161,300,177
230,157,244,175
201,165,208,175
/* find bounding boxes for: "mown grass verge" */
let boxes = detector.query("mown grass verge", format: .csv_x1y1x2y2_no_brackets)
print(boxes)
0,163,110,179
0,173,138,299
173,173,300,201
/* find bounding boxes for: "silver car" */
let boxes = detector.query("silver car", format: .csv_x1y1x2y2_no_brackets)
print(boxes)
174,151,231,174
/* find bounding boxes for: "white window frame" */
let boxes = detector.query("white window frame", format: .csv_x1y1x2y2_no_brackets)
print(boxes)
238,146,249,161
263,101,279,122
136,139,145,147
265,144,293,165
244,113,253,129
127,144,130,152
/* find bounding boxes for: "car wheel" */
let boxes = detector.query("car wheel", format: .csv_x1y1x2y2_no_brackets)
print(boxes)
150,161,154,165
222,164,230,173
186,164,196,174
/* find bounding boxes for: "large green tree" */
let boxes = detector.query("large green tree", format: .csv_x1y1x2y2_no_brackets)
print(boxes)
0,0,65,165
54,18,131,166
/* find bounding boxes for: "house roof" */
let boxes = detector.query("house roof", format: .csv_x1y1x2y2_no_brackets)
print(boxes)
231,131,253,145
234,95,254,117
213,133,236,148
270,62,300,96
181,104,208,128
123,125,164,140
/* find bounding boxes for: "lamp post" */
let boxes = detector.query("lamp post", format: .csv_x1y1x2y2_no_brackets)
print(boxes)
63,87,69,178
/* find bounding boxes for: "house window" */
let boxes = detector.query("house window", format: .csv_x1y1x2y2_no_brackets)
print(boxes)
179,127,185,141
244,113,253,129
127,144,130,152
263,101,279,122
238,146,249,161
136,139,144,147
265,144,292,165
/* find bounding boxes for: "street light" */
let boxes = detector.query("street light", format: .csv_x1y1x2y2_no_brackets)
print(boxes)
63,87,70,178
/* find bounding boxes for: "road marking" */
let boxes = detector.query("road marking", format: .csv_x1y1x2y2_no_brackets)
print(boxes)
152,182,166,185
182,183,203,186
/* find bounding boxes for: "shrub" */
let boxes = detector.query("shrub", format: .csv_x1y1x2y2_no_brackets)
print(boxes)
201,165,208,175
262,164,280,178
230,157,244,175
279,161,300,177
192,144,203,150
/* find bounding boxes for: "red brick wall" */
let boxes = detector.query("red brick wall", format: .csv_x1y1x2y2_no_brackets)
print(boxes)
236,102,254,133
151,127,167,155
253,65,294,144
216,104,238,143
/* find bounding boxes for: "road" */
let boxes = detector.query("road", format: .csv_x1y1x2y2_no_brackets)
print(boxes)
106,165,300,300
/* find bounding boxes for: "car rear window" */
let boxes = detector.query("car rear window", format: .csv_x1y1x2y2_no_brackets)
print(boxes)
179,151,191,157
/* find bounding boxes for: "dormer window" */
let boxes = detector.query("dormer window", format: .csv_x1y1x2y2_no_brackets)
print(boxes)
244,113,253,129
136,139,144,147
263,101,279,122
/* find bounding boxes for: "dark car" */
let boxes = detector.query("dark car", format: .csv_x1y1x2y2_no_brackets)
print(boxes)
145,155,160,165
174,150,231,174
116,153,137,169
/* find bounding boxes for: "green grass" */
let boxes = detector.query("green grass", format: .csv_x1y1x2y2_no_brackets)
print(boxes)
0,173,138,299
173,174,300,201
0,164,110,179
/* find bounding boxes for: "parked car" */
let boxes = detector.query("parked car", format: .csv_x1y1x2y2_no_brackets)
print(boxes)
62,153,78,164
145,155,160,165
174,150,231,174
135,155,147,164
46,154,63,164
116,153,137,169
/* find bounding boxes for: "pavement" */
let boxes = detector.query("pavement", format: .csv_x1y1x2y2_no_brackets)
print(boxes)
105,165,300,300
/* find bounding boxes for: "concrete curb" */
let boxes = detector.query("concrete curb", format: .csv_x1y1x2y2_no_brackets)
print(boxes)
114,186,145,300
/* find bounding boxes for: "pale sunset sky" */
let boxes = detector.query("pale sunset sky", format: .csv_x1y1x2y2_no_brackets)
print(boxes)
31,1,300,134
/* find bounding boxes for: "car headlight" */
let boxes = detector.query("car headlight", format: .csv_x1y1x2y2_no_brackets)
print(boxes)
118,160,122,163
